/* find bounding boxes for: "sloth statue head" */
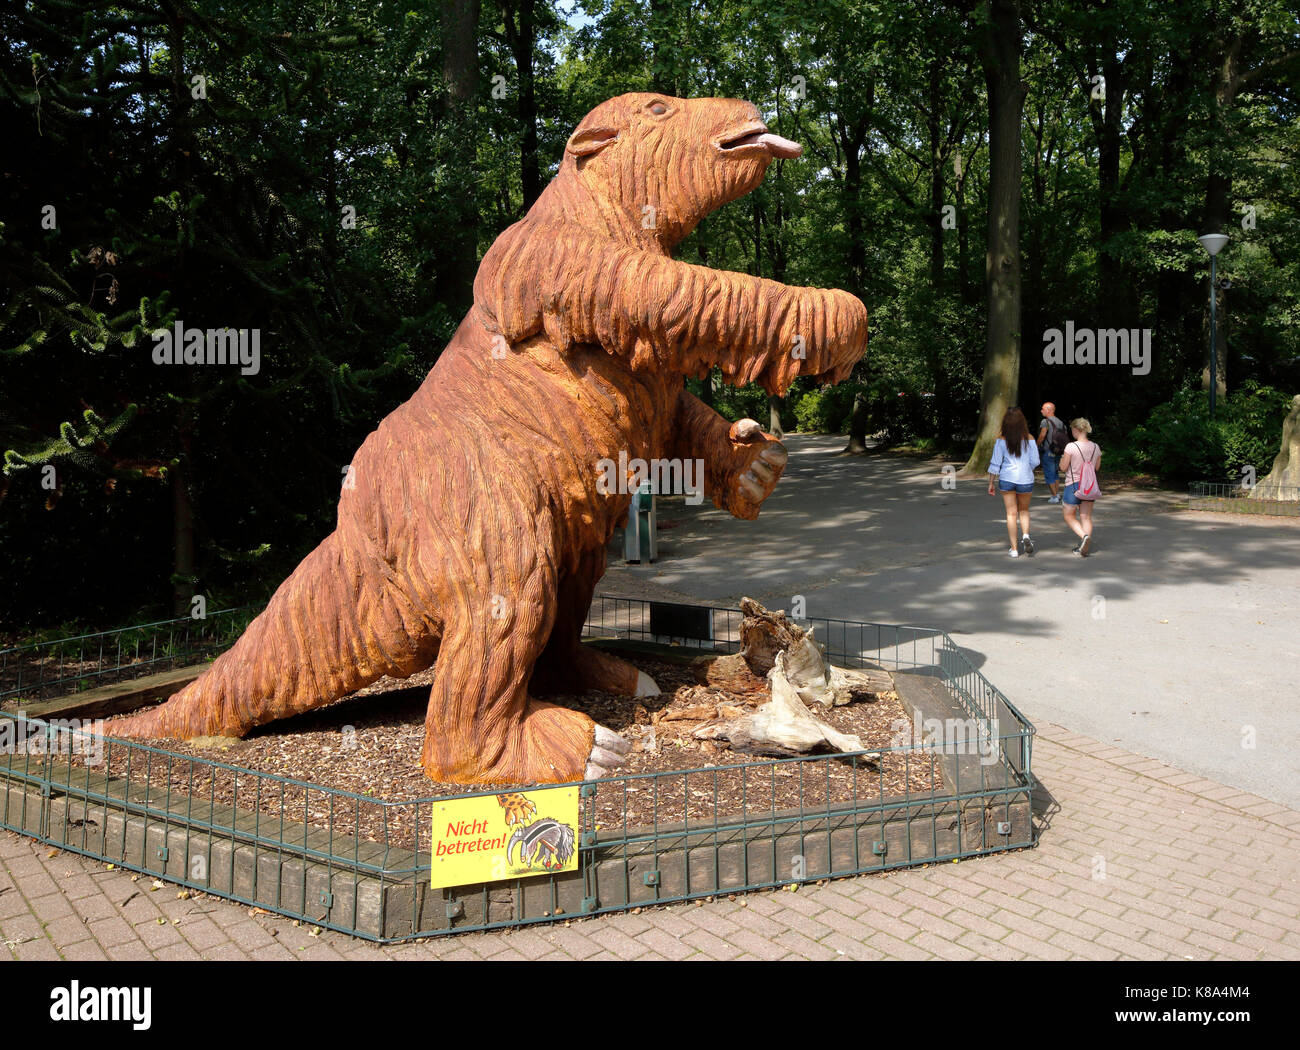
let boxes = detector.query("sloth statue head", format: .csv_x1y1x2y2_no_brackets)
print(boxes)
555,92,803,251
471,91,866,397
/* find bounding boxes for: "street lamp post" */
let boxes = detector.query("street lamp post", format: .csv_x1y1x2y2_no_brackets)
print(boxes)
1198,233,1229,419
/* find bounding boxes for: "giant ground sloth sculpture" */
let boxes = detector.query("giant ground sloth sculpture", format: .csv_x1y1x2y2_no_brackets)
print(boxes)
113,93,868,785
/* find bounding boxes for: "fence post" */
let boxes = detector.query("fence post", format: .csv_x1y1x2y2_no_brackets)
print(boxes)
38,717,54,843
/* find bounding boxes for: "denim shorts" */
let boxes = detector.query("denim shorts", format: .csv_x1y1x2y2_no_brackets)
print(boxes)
1042,453,1059,484
1062,482,1081,505
999,480,1034,494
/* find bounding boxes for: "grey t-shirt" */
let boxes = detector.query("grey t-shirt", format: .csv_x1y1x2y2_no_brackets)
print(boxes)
1039,416,1065,452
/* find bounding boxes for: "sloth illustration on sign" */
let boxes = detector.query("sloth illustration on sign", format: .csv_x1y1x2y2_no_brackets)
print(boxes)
112,93,869,785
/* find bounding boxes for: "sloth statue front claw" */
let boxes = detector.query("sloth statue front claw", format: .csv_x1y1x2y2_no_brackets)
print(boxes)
729,422,789,519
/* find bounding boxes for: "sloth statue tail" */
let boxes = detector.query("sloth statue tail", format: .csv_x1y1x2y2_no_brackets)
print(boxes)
112,530,438,741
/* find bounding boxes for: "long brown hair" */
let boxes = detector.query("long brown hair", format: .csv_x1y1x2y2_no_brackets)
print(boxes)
1000,408,1032,458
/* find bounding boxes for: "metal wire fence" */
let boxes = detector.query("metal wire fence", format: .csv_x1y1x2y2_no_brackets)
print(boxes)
0,606,256,705
0,597,1035,941
1188,481,1300,517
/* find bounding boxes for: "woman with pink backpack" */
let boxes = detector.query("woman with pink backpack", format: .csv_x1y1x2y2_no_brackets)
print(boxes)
1059,417,1102,555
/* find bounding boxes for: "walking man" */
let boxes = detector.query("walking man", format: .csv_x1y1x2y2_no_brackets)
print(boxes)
1038,402,1067,504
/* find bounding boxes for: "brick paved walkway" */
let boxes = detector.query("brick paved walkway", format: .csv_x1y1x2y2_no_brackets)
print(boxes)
3,721,1297,961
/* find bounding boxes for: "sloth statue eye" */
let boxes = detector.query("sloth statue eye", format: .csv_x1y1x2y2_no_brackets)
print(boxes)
648,102,668,115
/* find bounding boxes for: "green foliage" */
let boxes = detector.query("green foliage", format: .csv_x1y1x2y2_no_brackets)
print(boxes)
712,383,772,426
2,0,1299,632
3,407,138,477
1119,382,1294,482
792,384,857,434
861,379,935,446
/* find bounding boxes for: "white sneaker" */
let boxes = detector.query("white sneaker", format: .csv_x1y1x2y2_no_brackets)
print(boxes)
1048,495,1062,504
1008,547,1019,558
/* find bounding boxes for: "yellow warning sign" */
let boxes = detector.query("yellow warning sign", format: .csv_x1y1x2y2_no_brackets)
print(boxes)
430,787,580,889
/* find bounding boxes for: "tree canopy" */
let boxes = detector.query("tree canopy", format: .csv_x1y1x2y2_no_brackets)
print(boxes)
2,0,1297,627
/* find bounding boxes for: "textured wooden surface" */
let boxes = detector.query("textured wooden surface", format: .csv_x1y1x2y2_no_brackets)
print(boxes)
111,93,868,785
1254,394,1300,499
17,665,206,722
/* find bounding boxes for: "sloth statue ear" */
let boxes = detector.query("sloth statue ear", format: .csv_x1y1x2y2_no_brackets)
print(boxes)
566,125,619,159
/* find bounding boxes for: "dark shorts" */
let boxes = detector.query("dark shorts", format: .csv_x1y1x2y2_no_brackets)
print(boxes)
999,480,1034,494
1042,452,1059,484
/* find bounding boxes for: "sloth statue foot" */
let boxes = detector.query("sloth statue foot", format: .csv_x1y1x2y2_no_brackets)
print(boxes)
585,723,634,780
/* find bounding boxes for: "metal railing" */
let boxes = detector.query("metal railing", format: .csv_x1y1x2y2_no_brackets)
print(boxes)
1188,481,1300,517
0,597,1035,941
0,606,256,705
582,596,1034,776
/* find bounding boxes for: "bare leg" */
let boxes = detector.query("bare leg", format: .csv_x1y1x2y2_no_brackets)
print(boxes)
1063,504,1086,540
1017,491,1032,538
1001,490,1020,549
1079,500,1095,544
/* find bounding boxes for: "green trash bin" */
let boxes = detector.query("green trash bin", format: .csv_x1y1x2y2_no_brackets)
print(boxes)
623,482,657,563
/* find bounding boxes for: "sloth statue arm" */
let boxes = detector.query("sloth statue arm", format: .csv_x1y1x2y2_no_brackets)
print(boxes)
474,223,867,396
668,389,788,521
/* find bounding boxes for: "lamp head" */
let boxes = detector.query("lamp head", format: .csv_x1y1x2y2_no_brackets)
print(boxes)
1198,233,1229,257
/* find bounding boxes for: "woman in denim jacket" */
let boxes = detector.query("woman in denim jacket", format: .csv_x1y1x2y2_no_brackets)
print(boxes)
986,407,1040,558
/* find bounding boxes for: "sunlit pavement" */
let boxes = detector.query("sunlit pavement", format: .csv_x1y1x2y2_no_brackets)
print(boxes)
604,434,1300,811
2,436,1296,961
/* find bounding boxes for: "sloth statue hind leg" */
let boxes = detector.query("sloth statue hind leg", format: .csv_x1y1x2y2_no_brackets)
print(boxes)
420,568,631,785
529,549,660,701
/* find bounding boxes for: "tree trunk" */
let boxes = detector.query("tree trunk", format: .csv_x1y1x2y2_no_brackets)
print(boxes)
1149,48,1194,387
502,0,541,209
1095,51,1137,331
842,391,870,454
171,455,195,617
928,58,946,294
1023,97,1049,410
443,0,479,109
436,0,480,315
699,369,715,409
955,144,977,305
961,0,1026,476
843,139,867,292
834,76,872,298
767,395,785,440
925,56,950,438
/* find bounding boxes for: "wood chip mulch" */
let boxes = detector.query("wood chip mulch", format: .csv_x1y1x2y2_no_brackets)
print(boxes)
81,655,939,855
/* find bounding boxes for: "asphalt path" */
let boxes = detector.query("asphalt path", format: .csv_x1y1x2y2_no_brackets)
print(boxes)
601,434,1300,809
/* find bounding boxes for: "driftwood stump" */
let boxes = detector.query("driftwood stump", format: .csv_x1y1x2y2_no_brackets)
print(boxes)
690,598,895,758
1252,395,1300,501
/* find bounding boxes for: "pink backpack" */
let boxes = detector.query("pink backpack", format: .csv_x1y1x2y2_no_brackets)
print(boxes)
1073,443,1101,500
